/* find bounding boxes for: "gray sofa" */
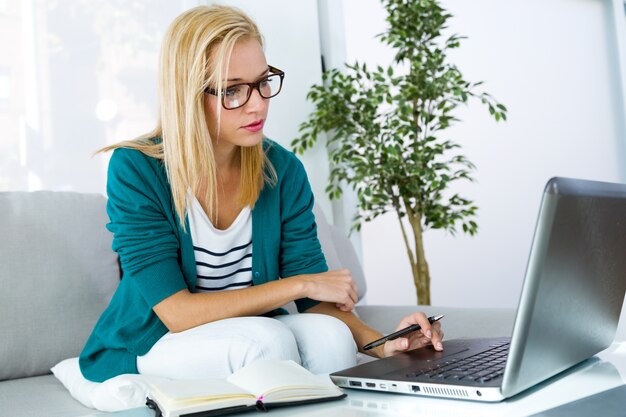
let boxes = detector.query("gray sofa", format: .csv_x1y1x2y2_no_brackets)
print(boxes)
0,191,517,417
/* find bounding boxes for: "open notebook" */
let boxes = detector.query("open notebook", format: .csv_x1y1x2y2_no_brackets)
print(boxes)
147,359,345,417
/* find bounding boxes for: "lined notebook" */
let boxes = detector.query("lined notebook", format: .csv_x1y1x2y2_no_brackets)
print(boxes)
146,360,346,417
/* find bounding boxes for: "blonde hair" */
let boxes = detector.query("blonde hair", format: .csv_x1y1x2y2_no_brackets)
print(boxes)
99,5,276,227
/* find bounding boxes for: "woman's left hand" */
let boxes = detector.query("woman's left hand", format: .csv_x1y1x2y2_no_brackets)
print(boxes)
382,312,444,357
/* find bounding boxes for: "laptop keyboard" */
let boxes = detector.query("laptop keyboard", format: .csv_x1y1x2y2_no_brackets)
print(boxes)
406,341,510,384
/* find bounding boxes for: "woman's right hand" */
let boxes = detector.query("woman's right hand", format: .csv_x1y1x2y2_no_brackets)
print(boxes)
297,268,358,311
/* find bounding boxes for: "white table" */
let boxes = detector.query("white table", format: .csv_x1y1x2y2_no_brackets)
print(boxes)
88,342,626,417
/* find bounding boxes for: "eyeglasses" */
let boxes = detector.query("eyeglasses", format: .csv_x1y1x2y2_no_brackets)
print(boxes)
205,66,285,110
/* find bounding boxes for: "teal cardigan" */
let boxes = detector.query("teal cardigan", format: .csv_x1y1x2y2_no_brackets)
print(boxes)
79,139,327,382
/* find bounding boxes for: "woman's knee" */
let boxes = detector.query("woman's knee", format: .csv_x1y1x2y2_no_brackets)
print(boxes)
305,314,356,354
137,316,301,379
240,317,300,363
277,313,357,373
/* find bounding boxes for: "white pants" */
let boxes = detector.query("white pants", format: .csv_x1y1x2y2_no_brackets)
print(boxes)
136,313,357,379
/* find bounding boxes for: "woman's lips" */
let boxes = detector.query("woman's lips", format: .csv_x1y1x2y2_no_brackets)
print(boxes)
243,120,264,132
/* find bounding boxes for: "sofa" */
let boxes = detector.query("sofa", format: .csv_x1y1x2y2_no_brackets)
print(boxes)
0,191,521,416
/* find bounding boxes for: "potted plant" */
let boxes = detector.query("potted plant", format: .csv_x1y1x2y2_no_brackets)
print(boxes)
292,0,507,305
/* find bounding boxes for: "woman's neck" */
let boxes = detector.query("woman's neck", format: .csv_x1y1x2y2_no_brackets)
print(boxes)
213,141,240,173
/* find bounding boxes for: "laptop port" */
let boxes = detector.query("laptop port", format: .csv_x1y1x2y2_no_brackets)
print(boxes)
349,380,362,387
366,382,376,388
411,385,421,392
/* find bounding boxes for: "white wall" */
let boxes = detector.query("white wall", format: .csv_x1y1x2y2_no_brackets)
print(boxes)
0,0,333,218
339,0,626,308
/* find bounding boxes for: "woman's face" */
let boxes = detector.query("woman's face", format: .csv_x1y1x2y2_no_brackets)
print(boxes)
205,38,270,152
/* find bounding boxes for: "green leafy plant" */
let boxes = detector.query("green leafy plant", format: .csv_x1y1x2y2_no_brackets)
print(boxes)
292,0,507,305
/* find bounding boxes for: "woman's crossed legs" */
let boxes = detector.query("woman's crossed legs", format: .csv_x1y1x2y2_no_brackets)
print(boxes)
136,313,357,379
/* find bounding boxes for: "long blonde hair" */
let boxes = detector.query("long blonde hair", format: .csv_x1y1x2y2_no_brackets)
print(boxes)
99,5,276,227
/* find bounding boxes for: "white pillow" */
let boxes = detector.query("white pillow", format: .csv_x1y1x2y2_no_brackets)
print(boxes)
51,357,166,412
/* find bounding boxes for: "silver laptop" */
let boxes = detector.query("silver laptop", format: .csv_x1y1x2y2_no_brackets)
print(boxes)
331,177,626,402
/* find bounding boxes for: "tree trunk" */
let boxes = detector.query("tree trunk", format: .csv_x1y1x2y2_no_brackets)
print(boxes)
411,211,431,305
396,206,431,305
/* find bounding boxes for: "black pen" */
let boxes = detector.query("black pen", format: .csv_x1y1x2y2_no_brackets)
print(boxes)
363,314,445,351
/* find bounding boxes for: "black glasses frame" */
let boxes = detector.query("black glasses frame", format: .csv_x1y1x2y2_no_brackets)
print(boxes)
204,65,285,110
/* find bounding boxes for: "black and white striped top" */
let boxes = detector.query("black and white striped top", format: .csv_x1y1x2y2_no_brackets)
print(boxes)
188,197,253,293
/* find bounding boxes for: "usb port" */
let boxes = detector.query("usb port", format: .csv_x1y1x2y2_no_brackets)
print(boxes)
366,382,376,388
349,381,362,387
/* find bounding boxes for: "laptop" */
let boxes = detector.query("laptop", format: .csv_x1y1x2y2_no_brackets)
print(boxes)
331,177,626,402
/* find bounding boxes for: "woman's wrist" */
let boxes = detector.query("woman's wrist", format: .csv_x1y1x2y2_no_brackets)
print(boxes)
368,345,386,359
287,274,310,300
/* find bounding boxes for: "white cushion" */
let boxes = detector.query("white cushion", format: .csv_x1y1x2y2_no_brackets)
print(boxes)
51,358,166,412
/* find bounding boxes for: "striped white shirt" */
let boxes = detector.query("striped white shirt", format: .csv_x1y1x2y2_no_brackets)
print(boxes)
188,197,253,292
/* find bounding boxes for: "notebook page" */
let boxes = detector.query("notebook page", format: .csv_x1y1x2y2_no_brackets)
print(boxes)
227,360,342,402
150,378,253,406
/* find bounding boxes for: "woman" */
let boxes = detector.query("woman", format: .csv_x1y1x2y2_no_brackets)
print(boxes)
80,5,443,383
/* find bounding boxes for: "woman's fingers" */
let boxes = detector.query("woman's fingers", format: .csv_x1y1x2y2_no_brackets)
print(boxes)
383,337,410,356
300,269,358,310
384,312,446,356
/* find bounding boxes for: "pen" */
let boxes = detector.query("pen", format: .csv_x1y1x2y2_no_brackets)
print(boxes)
363,314,445,351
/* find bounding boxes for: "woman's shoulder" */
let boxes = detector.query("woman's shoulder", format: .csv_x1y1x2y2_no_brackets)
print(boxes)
109,138,163,166
263,138,304,174
107,138,166,182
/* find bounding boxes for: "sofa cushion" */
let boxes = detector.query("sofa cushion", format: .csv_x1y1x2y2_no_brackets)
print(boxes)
0,374,95,417
0,191,120,380
328,225,366,300
311,204,341,273
311,204,367,300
